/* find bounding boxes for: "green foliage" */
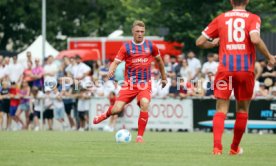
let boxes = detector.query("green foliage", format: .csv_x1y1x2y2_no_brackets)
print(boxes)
0,0,275,52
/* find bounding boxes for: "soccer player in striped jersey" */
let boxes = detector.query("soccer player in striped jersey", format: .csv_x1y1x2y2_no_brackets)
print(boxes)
93,20,167,143
196,0,275,155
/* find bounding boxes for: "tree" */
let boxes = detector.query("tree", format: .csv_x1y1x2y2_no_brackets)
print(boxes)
0,0,275,53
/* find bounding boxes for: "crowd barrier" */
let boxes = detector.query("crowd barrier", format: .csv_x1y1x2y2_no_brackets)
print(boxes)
5,97,276,131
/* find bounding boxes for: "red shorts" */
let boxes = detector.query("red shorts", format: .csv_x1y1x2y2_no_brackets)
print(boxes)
117,86,151,105
214,71,255,101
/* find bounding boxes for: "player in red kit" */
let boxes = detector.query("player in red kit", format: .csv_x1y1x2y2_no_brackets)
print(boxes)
93,20,167,143
196,0,275,155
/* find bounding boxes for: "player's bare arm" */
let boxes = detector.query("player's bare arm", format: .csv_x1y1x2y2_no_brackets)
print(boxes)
155,55,167,88
250,32,275,66
108,60,120,79
196,35,219,49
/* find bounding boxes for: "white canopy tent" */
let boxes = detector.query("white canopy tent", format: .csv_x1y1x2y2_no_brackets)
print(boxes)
18,35,59,64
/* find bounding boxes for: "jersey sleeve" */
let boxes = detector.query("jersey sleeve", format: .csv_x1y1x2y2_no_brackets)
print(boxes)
249,15,261,35
202,16,219,40
152,43,160,57
115,45,127,62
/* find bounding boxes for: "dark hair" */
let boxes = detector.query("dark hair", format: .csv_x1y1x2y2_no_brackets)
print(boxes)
74,55,81,59
232,0,247,6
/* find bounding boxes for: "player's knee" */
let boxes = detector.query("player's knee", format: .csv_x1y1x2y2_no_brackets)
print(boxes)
140,98,150,111
111,105,123,114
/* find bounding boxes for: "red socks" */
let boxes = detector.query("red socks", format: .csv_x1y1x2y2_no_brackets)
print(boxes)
213,112,226,150
231,112,248,151
138,111,149,137
105,106,113,117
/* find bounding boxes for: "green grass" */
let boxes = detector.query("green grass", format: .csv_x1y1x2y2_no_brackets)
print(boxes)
0,131,275,166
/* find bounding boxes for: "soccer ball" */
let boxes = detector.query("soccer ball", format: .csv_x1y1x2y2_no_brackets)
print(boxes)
115,129,132,143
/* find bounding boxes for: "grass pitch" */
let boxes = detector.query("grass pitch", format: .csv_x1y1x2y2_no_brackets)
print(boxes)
0,131,275,166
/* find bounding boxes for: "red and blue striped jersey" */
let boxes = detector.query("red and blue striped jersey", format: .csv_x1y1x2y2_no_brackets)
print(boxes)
202,9,261,73
115,39,160,86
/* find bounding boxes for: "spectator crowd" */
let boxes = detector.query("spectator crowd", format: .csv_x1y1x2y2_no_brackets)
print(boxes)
0,50,275,131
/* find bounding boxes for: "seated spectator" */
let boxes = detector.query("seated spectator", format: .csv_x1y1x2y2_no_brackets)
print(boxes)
269,86,276,98
203,72,215,97
258,62,276,89
168,79,178,98
255,82,269,98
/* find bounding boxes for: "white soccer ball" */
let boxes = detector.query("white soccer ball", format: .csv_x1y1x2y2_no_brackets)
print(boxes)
115,129,132,143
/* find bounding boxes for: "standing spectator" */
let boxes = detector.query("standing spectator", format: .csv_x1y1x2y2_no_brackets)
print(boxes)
92,60,101,79
52,87,66,130
23,51,34,69
65,57,76,78
32,58,44,89
92,78,104,97
170,56,178,72
44,55,58,82
174,54,185,76
103,75,115,97
0,80,10,130
73,55,91,82
15,81,31,129
43,87,54,130
163,54,172,73
201,53,219,79
9,82,21,130
23,61,34,87
7,55,24,84
151,71,160,98
113,80,121,95
179,59,192,82
187,51,201,81
213,53,219,62
30,86,44,131
61,82,76,130
0,58,7,82
77,88,91,131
